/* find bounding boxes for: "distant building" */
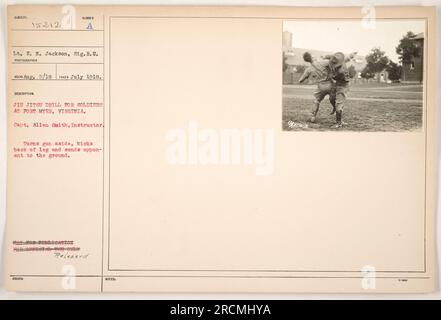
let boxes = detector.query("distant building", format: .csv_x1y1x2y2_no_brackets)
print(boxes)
402,32,424,83
282,31,293,52
282,31,295,71
282,31,296,83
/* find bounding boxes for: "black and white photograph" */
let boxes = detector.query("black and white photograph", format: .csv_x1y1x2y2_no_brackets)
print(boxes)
282,20,425,131
1,2,440,300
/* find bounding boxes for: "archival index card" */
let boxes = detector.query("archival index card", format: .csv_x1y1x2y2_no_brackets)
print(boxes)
5,5,437,292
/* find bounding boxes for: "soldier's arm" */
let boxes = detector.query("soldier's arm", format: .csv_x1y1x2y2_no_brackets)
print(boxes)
345,51,358,62
298,68,310,83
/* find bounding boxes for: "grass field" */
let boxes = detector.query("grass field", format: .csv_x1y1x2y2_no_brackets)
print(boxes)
282,83,423,132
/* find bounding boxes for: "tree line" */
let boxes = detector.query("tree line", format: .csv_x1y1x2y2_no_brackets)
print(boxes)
360,31,421,82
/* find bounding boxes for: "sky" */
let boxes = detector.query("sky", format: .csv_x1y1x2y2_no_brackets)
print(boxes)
283,20,425,62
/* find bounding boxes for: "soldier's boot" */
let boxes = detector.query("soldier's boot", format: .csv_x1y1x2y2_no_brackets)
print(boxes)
330,104,336,115
310,102,320,123
334,110,343,128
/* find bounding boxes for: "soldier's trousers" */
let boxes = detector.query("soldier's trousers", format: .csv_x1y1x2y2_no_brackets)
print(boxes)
329,84,348,112
312,81,334,116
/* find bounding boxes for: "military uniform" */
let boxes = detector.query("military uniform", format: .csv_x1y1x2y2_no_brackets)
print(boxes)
298,59,334,121
327,52,354,127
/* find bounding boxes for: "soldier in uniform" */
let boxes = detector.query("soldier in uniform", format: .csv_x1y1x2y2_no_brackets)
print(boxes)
298,52,334,123
299,51,356,125
327,52,355,128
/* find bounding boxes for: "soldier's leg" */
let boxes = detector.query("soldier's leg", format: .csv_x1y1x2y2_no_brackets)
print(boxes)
329,89,336,115
310,89,327,123
334,86,347,127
